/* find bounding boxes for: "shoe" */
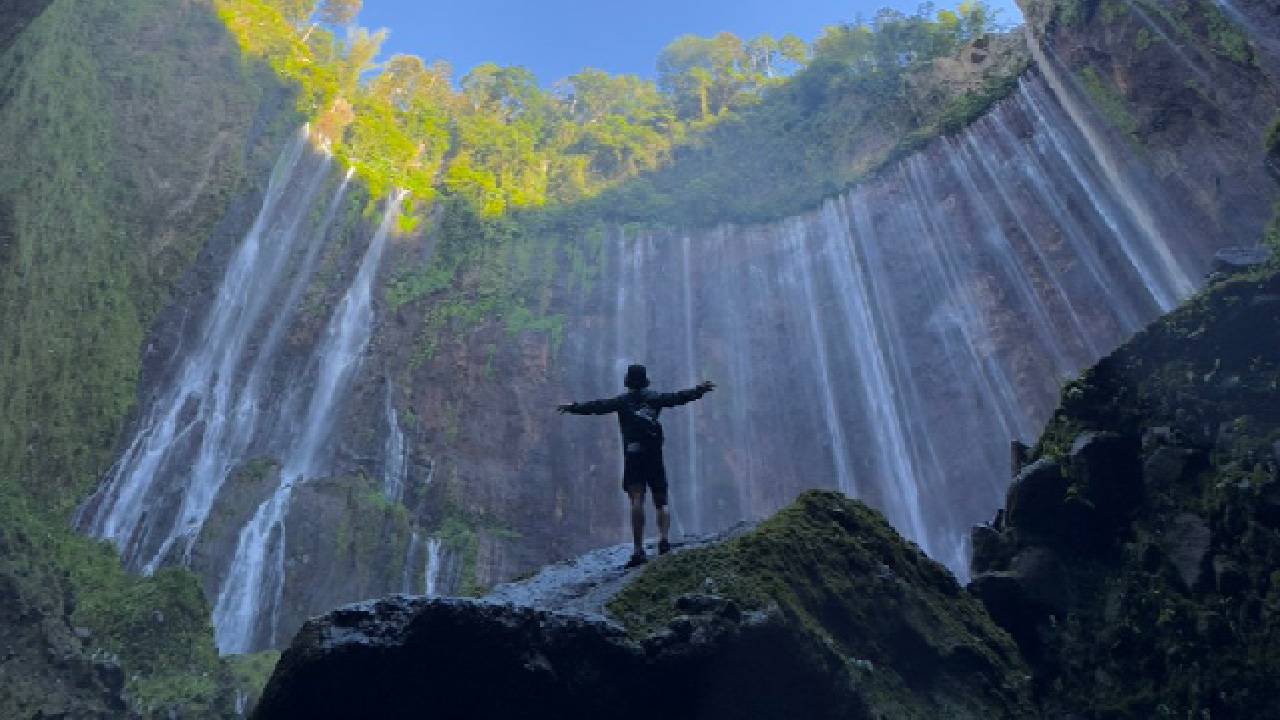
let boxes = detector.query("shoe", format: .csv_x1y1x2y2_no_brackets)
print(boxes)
625,550,647,569
658,539,671,555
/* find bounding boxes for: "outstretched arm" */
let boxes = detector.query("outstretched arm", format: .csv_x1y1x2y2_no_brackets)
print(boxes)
557,395,622,415
652,380,716,408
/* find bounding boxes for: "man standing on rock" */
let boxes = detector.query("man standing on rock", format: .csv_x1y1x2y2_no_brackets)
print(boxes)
558,364,715,568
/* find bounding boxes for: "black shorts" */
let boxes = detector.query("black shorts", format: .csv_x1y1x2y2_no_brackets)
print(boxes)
623,444,668,506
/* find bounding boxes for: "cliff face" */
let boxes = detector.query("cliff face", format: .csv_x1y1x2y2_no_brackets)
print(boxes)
970,258,1280,717
0,0,298,714
373,55,1275,606
253,492,1034,720
1018,0,1279,240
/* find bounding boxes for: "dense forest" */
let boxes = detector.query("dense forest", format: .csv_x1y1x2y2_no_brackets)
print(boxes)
220,0,1004,220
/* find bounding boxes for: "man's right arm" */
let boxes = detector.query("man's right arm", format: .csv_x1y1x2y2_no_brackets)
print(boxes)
557,396,621,415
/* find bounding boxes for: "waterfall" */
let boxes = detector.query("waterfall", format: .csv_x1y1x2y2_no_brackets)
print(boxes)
383,384,409,503
424,537,444,598
77,126,415,653
568,73,1208,575
213,191,406,654
402,532,421,593
78,129,348,571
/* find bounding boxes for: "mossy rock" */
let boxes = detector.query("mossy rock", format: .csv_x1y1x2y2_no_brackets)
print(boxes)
610,491,1034,719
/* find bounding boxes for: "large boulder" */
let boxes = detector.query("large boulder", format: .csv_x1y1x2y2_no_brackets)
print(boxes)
254,492,1035,720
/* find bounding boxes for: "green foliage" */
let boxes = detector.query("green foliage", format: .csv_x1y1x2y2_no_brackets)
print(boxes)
1266,115,1280,161
1264,202,1280,257
909,59,1030,142
1055,0,1098,28
0,0,299,713
1013,267,1280,717
591,7,1010,227
220,0,1012,353
1135,27,1155,51
434,502,519,597
1203,0,1252,64
1077,66,1139,139
225,651,281,715
0,489,232,717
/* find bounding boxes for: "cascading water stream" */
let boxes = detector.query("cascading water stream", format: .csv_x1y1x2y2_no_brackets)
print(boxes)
383,384,409,503
79,129,345,571
213,191,406,654
424,537,444,598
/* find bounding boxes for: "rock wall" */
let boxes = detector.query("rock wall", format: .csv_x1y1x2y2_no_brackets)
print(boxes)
970,261,1280,717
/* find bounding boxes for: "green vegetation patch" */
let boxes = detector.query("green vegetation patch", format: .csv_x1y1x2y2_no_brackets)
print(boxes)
1077,66,1139,139
610,491,1030,716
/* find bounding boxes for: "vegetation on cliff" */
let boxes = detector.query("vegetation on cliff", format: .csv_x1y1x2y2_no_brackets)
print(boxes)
219,0,1007,222
0,0,298,715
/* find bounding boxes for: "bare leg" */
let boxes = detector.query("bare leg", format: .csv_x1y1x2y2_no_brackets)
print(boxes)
628,490,646,553
656,502,670,545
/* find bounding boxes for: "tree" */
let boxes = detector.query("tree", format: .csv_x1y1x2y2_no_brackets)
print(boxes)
318,0,361,27
657,33,753,121
265,0,317,26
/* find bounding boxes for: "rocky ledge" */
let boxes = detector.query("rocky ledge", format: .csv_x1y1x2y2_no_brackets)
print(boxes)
254,492,1032,720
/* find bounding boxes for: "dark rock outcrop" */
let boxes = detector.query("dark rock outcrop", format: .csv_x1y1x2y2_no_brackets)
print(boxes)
255,492,1034,720
971,266,1280,717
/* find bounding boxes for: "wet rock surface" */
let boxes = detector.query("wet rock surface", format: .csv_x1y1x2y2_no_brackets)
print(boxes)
1212,245,1274,275
255,492,1034,720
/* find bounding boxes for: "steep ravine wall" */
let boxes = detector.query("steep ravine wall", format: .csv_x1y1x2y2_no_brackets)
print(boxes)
0,0,304,714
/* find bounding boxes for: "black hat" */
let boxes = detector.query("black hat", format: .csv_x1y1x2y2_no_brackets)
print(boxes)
624,364,650,389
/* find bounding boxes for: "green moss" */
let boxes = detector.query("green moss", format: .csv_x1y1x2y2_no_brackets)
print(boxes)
1264,202,1280,256
0,488,233,717
1008,266,1280,717
330,474,412,590
225,651,280,714
903,60,1031,148
1077,66,1139,140
1204,1,1253,65
609,491,1030,716
1266,116,1280,161
1099,0,1127,24
1135,27,1156,51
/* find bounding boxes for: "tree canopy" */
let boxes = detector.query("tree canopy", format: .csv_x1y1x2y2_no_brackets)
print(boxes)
215,0,1003,220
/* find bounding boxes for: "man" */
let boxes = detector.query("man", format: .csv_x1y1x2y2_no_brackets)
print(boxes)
558,364,715,568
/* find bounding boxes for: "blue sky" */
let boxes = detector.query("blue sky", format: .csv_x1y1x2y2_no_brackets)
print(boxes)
359,0,1024,85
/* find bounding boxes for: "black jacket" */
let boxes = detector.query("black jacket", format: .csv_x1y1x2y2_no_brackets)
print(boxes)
562,386,709,450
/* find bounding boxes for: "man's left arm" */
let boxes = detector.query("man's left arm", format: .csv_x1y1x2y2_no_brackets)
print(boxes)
557,396,622,415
